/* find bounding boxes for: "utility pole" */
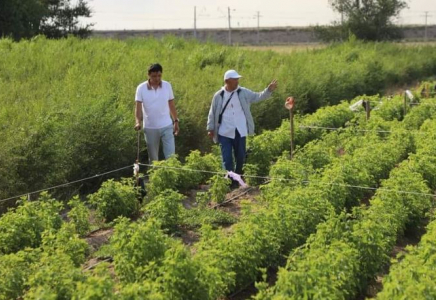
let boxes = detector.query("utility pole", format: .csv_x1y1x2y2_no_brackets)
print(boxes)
257,11,261,45
424,11,429,41
228,7,232,45
340,2,344,25
193,6,197,39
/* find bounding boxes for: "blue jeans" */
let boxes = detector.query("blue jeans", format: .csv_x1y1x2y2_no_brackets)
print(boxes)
218,129,246,175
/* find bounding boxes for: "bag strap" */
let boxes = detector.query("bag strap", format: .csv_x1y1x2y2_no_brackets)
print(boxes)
219,91,235,125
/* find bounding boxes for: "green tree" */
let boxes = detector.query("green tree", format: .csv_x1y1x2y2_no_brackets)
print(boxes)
41,0,93,39
318,0,408,41
0,0,46,40
0,0,92,40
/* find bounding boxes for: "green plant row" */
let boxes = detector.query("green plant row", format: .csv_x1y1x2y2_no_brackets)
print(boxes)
376,211,436,299
139,121,411,299
257,104,436,300
258,153,432,300
0,221,89,299
375,117,436,300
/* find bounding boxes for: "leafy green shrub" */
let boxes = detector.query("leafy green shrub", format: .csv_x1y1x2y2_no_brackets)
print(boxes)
371,95,405,121
267,152,311,186
146,243,209,299
88,178,139,222
24,251,85,300
183,150,222,188
146,152,221,197
118,282,163,300
402,101,436,129
0,248,42,300
111,216,211,298
208,175,230,204
262,240,360,300
0,192,63,254
378,213,436,299
142,189,184,232
110,217,170,283
67,196,91,236
180,207,237,228
242,163,260,186
73,263,115,300
195,191,211,208
41,222,89,267
146,156,185,198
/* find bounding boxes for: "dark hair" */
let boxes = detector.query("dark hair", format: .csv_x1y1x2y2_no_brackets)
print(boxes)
148,63,163,74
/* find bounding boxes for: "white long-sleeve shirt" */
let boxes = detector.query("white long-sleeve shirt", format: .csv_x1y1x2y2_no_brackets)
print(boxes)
218,88,248,139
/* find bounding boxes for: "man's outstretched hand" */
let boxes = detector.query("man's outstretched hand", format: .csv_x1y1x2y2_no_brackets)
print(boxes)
268,79,278,92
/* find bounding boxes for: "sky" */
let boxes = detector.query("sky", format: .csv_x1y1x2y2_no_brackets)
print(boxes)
85,0,436,30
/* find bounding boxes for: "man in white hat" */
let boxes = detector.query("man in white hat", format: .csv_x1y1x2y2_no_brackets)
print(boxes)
207,70,278,186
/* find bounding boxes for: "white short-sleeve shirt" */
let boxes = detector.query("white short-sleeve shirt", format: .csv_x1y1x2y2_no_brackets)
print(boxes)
135,80,174,129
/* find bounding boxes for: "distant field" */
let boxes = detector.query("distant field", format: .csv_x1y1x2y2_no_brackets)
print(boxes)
242,41,436,53
240,43,326,53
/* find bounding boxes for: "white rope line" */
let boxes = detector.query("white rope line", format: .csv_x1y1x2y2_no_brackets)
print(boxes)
139,163,435,198
2,161,432,205
0,165,133,204
138,163,277,181
4,126,434,203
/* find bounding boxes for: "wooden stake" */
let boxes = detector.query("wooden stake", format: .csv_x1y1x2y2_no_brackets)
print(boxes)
365,100,371,121
404,92,407,116
290,108,295,159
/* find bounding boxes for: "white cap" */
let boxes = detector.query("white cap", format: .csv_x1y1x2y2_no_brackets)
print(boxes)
224,70,242,81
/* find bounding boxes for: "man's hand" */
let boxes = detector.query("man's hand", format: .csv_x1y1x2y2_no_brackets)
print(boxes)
174,122,180,136
134,123,142,131
268,79,278,92
208,130,214,139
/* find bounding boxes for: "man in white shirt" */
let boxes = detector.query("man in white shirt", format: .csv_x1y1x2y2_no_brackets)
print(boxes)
134,63,179,163
207,70,278,186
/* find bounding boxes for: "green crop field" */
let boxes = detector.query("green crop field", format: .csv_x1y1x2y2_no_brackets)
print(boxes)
1,36,436,299
1,36,436,202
